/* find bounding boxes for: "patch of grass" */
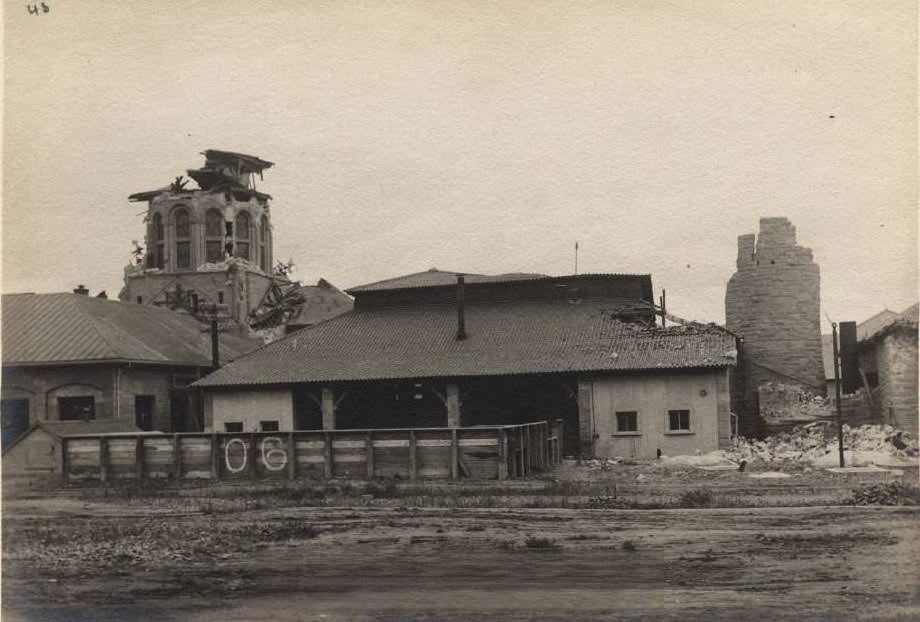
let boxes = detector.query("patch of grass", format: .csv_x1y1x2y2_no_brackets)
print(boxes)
676,488,715,508
524,536,560,550
845,482,920,506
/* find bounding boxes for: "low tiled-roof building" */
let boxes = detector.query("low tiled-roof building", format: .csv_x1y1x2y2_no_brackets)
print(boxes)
1,291,262,448
194,271,737,459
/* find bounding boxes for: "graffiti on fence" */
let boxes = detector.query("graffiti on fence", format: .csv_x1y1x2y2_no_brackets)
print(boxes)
224,436,288,473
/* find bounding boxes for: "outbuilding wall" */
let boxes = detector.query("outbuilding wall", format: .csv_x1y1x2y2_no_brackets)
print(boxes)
207,388,295,432
589,369,729,459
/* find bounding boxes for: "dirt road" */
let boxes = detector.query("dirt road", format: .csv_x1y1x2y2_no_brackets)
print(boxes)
4,502,918,621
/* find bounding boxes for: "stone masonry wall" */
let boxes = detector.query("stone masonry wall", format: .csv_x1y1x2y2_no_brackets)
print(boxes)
726,217,824,437
875,329,919,436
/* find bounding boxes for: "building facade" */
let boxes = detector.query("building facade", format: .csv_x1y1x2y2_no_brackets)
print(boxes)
0,292,261,449
194,270,738,460
121,150,276,321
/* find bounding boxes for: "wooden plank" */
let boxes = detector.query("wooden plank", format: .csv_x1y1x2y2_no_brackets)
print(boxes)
173,434,182,479
408,430,417,481
323,432,333,478
287,432,296,480
99,437,109,483
366,432,375,479
61,437,70,483
136,436,146,480
210,432,220,480
497,429,507,480
322,388,336,430
450,428,459,480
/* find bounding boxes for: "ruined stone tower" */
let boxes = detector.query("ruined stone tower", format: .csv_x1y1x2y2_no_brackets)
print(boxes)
725,217,824,436
120,150,275,321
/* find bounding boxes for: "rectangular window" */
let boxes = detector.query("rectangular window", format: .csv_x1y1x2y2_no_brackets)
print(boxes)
134,395,155,431
59,396,95,421
176,241,191,269
615,411,638,433
224,422,243,433
259,420,279,432
206,240,223,263
668,409,691,432
235,242,250,261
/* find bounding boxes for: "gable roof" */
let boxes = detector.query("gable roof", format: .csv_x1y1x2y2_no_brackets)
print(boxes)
2,293,260,367
347,268,550,293
286,279,354,328
856,309,901,341
194,299,736,388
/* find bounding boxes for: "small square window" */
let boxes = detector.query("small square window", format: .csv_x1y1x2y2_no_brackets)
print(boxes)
224,422,243,433
259,420,279,432
668,410,691,431
615,411,638,433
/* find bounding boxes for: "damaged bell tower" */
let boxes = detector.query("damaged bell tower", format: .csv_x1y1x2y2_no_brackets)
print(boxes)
121,150,276,322
725,217,825,437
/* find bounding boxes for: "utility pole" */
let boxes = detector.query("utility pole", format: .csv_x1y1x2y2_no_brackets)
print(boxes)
831,322,845,467
574,241,579,275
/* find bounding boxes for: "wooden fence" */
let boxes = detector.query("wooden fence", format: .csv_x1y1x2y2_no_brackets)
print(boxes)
61,420,563,483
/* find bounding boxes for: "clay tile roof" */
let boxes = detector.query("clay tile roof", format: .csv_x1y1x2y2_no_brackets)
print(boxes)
286,279,354,328
1,293,260,367
194,299,737,388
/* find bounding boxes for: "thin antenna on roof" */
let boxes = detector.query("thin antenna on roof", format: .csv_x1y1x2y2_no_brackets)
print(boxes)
574,241,579,275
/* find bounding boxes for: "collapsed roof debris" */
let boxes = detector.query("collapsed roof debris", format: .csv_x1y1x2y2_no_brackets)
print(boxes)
128,150,275,204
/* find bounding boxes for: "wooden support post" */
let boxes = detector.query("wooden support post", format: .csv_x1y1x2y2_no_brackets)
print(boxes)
250,433,259,479
556,419,564,464
446,383,461,427
136,436,146,480
408,430,418,481
323,432,334,478
321,387,336,430
366,432,375,479
173,434,182,479
518,426,527,477
450,428,459,480
541,423,548,469
210,432,220,480
287,432,296,480
497,428,508,480
577,378,595,461
61,437,70,483
99,437,109,483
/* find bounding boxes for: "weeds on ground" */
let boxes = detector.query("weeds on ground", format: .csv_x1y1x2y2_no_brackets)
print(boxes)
524,536,560,550
621,540,637,551
676,488,715,508
845,482,920,506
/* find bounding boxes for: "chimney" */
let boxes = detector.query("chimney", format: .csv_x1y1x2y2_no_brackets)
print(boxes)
838,321,860,394
456,275,466,341
73,285,89,296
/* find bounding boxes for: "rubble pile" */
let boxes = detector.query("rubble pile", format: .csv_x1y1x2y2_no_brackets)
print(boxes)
730,422,918,467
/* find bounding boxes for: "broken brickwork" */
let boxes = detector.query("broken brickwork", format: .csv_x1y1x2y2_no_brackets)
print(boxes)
726,217,825,437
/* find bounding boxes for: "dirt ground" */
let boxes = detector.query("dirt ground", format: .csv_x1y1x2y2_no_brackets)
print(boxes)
3,466,919,621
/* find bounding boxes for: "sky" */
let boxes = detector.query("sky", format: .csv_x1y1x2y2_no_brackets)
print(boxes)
3,0,917,331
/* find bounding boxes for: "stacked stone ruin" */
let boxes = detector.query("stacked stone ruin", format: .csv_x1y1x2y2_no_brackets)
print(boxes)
725,217,825,437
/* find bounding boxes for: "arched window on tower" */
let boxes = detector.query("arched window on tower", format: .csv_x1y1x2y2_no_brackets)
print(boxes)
259,215,270,272
150,213,164,269
205,209,224,263
235,211,251,260
174,207,191,269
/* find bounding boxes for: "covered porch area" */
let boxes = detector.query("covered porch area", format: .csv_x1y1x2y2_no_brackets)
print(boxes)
290,373,584,459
